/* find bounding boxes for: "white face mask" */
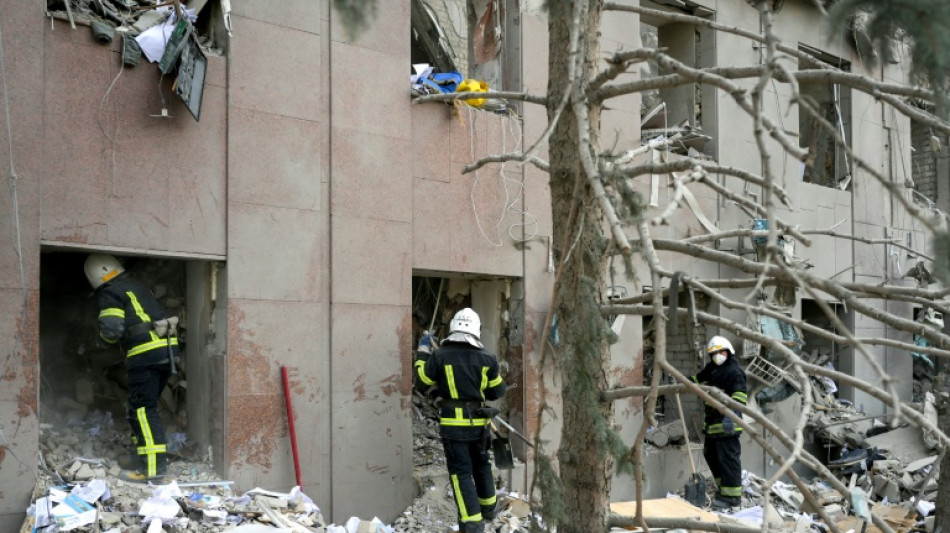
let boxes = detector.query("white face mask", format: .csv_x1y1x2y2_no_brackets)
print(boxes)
712,352,728,366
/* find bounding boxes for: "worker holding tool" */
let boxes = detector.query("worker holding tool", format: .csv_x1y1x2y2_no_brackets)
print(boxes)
85,254,178,483
692,335,747,510
415,308,507,533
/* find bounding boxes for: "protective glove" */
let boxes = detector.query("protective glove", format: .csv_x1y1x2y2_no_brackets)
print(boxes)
416,331,439,355
721,416,736,436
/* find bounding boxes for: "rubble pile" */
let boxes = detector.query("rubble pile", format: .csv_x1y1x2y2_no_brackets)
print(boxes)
807,394,941,505
397,390,531,533
23,387,533,532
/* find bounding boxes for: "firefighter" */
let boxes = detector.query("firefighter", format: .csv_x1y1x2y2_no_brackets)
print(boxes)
415,308,506,533
85,254,178,482
692,335,747,510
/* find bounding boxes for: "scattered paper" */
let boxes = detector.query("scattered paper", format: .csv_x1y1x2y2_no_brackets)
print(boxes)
135,8,197,63
73,479,109,503
918,500,936,517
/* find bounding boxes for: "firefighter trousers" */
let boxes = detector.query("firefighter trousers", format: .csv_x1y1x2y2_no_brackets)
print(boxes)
126,362,171,476
442,433,497,525
703,435,741,498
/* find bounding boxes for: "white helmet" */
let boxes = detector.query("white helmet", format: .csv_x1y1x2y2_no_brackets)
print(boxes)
84,254,124,289
449,308,481,338
707,335,734,356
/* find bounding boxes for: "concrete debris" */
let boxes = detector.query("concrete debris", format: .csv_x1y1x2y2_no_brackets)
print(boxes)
655,454,936,533
46,0,220,122
23,388,534,532
645,420,686,448
399,390,532,533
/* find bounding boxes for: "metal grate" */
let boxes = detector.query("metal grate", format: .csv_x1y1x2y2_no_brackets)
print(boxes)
746,355,790,387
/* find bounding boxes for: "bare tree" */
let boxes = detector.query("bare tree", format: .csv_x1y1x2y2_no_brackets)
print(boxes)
409,1,950,532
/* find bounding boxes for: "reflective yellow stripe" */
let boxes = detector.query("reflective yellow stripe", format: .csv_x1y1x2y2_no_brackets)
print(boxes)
136,407,160,476
127,337,178,358
704,422,743,434
692,375,699,383
732,392,748,403
479,495,496,506
488,375,503,387
451,475,482,522
99,307,125,319
480,367,489,395
440,417,491,426
100,331,117,344
137,444,167,454
721,486,742,497
446,365,459,398
126,291,152,323
416,361,435,385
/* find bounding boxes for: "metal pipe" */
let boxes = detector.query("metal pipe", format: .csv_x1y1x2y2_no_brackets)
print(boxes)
282,366,303,487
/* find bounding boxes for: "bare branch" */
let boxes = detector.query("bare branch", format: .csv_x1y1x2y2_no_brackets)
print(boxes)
461,153,549,174
411,91,548,106
683,228,933,261
614,158,795,208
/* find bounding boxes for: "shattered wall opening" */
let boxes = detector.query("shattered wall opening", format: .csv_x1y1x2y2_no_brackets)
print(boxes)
409,273,525,504
641,289,709,436
38,250,226,482
911,118,950,215
410,0,516,94
799,47,853,190
801,299,849,403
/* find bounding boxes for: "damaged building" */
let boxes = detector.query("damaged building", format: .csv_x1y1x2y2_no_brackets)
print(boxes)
0,0,948,531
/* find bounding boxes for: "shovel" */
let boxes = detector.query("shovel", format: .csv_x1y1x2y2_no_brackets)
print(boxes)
489,422,515,470
675,393,706,507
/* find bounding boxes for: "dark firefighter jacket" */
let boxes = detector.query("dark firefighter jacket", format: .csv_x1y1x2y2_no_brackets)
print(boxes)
94,273,179,369
415,341,506,440
692,355,747,436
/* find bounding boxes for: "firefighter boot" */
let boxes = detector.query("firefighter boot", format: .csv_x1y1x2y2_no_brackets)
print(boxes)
119,451,168,483
461,521,485,533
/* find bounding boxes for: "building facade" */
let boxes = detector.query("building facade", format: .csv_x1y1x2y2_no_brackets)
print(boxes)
0,0,941,528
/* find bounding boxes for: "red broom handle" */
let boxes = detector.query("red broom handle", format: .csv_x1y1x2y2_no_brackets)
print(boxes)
282,366,302,487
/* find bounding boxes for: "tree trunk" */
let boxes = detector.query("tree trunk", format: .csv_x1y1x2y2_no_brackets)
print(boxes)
934,385,950,533
547,2,612,532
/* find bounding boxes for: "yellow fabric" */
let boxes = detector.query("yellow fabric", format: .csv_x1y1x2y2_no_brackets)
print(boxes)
126,291,152,323
99,308,125,319
127,337,177,358
451,474,482,522
136,407,161,476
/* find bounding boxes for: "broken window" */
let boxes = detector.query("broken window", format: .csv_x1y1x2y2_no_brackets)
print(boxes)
799,47,853,190
639,3,714,157
410,0,511,93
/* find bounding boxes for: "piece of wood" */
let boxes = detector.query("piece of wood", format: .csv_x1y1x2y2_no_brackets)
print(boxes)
675,394,698,475
610,498,720,523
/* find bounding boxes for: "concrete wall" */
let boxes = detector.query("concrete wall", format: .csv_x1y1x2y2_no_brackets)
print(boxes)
0,1,42,528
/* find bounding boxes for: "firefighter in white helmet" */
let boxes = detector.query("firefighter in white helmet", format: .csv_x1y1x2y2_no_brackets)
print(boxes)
691,335,747,510
415,308,507,533
85,254,178,483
